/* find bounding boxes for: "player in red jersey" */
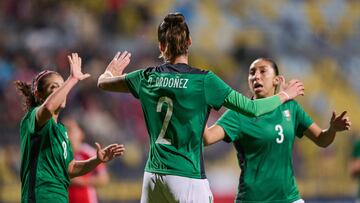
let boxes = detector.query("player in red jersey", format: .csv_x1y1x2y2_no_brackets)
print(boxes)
64,119,109,203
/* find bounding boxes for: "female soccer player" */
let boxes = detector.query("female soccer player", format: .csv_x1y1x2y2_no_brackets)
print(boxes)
204,58,351,203
97,13,304,203
15,53,125,203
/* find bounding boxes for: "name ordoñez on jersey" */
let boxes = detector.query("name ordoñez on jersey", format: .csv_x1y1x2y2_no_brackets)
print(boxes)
148,76,188,89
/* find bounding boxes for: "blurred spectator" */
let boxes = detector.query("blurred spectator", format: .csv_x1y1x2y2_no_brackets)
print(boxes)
64,118,109,203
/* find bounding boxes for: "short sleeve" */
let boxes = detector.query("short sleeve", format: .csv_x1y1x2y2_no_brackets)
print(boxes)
204,71,232,110
352,140,360,158
125,70,144,99
67,143,74,162
293,101,314,138
23,107,39,135
216,110,243,142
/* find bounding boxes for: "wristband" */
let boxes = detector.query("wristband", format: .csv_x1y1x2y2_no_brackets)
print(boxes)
103,71,114,77
280,91,291,100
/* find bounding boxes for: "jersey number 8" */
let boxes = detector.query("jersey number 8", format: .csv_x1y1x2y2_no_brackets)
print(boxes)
62,141,67,159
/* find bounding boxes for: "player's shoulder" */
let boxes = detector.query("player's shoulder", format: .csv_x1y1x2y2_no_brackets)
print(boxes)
282,99,301,108
224,109,246,120
146,63,209,75
20,107,37,125
184,64,208,75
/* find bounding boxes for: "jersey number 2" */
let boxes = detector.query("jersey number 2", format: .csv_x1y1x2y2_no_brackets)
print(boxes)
156,97,173,145
275,124,284,144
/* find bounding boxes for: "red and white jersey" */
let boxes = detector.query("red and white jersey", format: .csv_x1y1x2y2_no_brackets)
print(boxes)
68,143,107,203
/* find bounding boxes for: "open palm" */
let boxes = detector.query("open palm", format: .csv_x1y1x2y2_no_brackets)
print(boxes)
68,53,91,81
95,143,125,163
330,111,351,131
105,51,131,76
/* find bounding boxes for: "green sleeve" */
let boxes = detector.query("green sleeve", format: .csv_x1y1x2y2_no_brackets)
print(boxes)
292,101,314,138
23,107,59,136
204,71,232,110
223,90,282,117
65,128,75,162
25,107,39,135
352,140,360,158
216,110,243,143
125,69,143,99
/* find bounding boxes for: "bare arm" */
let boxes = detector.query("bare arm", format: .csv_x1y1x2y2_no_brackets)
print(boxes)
71,170,109,187
36,53,90,128
223,79,304,117
203,125,226,146
68,143,125,178
97,51,131,92
304,111,351,148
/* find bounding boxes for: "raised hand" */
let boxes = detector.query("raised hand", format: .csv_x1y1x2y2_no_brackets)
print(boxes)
329,111,351,131
278,75,286,92
95,142,125,163
280,77,305,100
68,53,91,81
105,51,132,76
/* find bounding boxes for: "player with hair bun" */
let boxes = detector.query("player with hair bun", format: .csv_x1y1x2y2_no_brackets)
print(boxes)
98,13,304,203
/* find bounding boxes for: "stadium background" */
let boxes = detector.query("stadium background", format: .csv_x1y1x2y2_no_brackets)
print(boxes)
0,0,359,202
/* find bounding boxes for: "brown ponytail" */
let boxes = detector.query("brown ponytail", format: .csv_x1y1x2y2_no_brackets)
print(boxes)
15,70,59,111
158,12,190,63
14,80,37,111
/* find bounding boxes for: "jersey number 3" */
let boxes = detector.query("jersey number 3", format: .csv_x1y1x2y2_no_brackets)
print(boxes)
275,124,284,144
156,97,173,145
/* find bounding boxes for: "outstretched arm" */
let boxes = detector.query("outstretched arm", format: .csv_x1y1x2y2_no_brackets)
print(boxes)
305,111,351,147
203,125,226,146
224,79,304,117
97,51,131,92
68,143,125,178
71,169,109,187
36,53,90,128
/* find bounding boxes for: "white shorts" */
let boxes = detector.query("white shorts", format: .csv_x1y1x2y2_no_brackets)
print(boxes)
293,199,305,203
140,172,213,203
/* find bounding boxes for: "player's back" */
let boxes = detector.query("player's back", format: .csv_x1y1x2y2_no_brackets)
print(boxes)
125,63,231,179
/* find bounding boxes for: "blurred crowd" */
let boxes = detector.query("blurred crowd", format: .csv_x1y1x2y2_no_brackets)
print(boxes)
0,0,359,202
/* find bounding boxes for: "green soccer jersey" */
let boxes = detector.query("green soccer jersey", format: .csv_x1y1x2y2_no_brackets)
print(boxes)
125,63,283,179
352,140,360,199
20,107,74,203
125,64,233,179
217,100,313,203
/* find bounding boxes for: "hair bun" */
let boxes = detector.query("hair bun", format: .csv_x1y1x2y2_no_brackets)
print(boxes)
164,12,185,24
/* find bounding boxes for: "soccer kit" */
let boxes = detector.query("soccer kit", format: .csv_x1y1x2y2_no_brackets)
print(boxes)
125,63,284,202
217,100,313,203
20,107,74,203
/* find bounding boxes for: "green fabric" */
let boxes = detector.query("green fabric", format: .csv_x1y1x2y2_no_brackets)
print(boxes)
125,65,232,179
352,140,360,158
20,107,74,203
217,100,313,202
223,90,282,117
204,71,234,110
